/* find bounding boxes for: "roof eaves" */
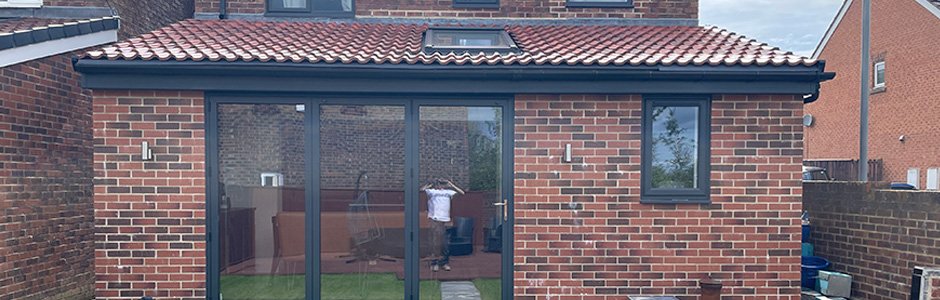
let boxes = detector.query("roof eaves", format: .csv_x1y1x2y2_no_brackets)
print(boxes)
0,16,119,51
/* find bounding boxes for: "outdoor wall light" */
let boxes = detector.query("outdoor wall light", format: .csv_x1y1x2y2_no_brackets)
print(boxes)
141,141,153,161
563,144,572,163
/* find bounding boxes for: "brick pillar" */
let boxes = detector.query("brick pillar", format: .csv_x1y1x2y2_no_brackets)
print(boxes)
92,90,207,300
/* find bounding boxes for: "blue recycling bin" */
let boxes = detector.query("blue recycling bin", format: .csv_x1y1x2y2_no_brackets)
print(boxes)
801,256,830,289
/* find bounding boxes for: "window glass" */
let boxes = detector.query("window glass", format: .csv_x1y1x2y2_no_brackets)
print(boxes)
874,62,886,87
641,97,710,204
650,106,699,189
424,29,517,53
433,32,501,47
282,0,306,8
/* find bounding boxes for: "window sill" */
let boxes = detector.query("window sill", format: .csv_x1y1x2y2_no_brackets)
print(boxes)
871,86,886,94
640,198,711,205
264,11,354,18
566,2,634,8
453,2,500,8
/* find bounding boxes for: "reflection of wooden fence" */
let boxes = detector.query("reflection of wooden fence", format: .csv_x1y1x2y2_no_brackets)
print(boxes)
804,159,884,181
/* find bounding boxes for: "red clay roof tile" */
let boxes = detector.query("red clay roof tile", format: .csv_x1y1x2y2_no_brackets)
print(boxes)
82,19,817,67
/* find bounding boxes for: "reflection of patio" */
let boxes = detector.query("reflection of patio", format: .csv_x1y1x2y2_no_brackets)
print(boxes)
223,246,501,281
324,246,502,281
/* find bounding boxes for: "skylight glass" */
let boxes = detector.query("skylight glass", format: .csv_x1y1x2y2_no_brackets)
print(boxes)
424,28,518,53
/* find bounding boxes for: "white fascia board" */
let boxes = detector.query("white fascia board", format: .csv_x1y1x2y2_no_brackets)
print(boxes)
0,29,117,68
914,0,940,19
0,0,43,8
813,0,853,60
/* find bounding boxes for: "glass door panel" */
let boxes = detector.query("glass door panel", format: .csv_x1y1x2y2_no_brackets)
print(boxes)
217,103,307,300
418,106,503,300
320,105,407,299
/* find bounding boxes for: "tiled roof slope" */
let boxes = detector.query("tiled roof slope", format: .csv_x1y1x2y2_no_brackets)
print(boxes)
932,0,940,9
83,19,817,67
0,18,78,33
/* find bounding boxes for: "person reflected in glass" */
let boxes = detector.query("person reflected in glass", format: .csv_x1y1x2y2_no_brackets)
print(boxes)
420,178,465,272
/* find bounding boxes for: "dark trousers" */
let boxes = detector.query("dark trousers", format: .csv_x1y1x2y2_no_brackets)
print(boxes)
429,220,450,266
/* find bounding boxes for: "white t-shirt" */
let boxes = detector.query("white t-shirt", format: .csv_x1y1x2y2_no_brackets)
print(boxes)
425,188,458,222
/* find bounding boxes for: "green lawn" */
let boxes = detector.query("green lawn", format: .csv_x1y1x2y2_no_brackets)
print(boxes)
220,274,499,300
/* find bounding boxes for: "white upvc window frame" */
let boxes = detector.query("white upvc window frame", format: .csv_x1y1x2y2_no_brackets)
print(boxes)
873,61,886,89
260,172,284,187
0,0,43,8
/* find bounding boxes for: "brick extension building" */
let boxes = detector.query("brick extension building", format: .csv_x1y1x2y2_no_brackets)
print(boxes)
806,0,940,188
73,0,833,299
0,1,193,299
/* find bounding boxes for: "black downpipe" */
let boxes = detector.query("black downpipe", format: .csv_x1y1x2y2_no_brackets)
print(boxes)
219,0,227,19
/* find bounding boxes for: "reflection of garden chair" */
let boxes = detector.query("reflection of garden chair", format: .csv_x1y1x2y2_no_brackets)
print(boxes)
448,217,474,256
345,172,394,263
271,213,305,278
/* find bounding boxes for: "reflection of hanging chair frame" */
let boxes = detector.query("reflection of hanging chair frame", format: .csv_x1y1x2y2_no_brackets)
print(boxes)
345,171,395,263
348,171,382,246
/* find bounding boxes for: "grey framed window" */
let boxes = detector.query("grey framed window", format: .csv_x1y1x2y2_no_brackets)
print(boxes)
641,96,710,204
566,0,633,8
453,0,499,8
424,28,519,54
266,0,353,17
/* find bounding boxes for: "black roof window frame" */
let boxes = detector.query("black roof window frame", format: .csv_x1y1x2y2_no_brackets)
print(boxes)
423,27,520,55
566,0,634,8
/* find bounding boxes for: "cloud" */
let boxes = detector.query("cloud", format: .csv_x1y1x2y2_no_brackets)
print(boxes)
700,0,844,55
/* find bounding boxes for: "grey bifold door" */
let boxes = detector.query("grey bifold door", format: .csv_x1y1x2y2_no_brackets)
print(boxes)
211,98,512,300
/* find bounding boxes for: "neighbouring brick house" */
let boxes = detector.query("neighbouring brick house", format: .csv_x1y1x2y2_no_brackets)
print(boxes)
0,1,192,299
806,0,940,188
73,0,834,299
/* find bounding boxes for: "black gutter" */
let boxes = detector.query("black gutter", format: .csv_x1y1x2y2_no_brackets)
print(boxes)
73,59,835,95
802,61,836,104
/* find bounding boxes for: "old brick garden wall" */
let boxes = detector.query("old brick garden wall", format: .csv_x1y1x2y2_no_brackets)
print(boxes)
803,181,940,300
0,52,95,300
513,94,804,299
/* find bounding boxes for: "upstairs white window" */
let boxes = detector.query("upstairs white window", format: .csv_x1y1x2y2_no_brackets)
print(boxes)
267,0,352,16
873,61,886,89
0,0,43,8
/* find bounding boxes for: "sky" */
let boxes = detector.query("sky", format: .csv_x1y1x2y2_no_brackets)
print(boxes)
700,0,845,56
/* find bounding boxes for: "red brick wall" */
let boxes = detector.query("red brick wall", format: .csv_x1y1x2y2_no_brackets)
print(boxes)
196,0,698,19
92,90,207,300
806,0,940,187
90,92,802,299
0,53,95,300
513,94,804,299
803,182,940,300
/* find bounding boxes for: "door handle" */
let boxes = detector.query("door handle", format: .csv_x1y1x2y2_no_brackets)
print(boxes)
494,199,508,221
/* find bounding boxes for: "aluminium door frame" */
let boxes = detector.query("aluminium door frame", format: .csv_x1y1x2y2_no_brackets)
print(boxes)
206,94,514,300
